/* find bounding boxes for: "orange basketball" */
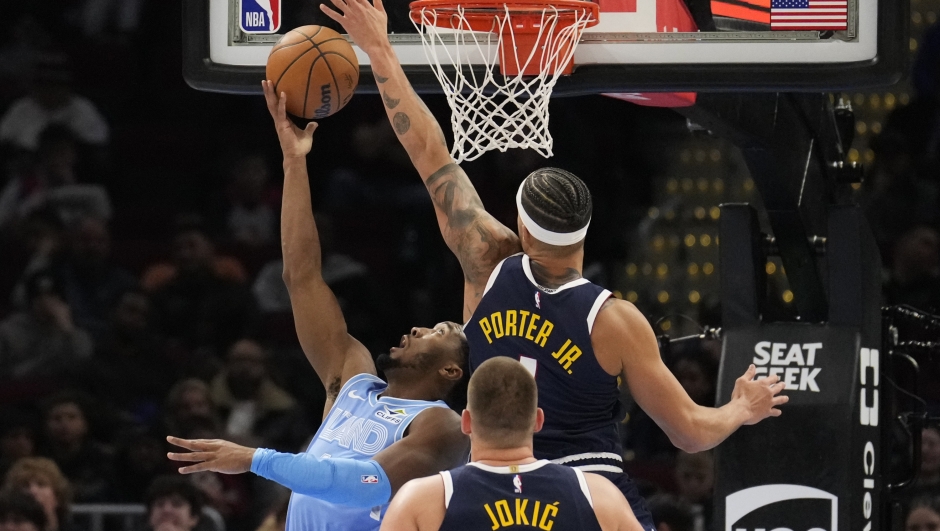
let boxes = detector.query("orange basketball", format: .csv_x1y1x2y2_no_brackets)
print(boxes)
266,26,359,119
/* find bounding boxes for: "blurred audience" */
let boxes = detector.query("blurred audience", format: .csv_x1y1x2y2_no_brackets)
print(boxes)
884,225,940,313
674,451,714,531
0,57,109,151
54,218,136,340
0,491,47,531
907,496,940,531
112,430,169,504
38,394,112,503
163,380,220,440
144,476,205,531
143,217,257,362
647,493,695,531
0,411,37,480
913,426,940,500
79,290,174,422
217,155,278,248
208,340,309,452
0,270,93,382
2,458,73,531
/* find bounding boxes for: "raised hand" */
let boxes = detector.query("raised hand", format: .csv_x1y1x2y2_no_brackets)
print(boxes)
262,80,317,159
320,0,390,56
166,436,256,475
731,364,789,425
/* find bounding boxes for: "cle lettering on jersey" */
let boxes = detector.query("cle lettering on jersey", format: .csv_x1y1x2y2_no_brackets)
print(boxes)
477,311,583,375
483,498,560,530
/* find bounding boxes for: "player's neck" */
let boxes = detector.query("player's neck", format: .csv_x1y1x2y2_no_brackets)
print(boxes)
382,376,439,402
471,441,538,467
526,251,584,290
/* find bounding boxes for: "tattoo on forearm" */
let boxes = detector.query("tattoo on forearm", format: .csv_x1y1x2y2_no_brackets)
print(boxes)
393,112,411,135
375,74,389,83
382,91,400,109
425,164,521,285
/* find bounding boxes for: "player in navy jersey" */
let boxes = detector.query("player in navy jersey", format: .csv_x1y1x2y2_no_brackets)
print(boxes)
323,1,788,529
164,82,470,531
381,357,644,531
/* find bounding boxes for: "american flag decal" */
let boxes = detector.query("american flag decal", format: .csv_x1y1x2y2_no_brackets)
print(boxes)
771,0,847,31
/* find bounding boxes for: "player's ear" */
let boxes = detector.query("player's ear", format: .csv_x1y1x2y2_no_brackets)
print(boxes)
439,362,463,382
533,408,545,433
460,409,472,435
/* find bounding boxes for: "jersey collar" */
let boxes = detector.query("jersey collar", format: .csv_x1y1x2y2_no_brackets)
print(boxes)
522,255,590,294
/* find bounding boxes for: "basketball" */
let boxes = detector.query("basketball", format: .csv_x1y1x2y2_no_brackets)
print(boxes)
265,25,359,120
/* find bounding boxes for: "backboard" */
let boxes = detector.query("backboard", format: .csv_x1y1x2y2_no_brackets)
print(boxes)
183,0,906,95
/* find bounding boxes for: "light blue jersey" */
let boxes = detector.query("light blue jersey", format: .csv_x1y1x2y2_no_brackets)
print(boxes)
285,373,449,531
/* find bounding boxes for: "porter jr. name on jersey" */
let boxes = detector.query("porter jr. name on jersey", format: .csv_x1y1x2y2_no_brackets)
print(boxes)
476,310,585,375
482,498,561,530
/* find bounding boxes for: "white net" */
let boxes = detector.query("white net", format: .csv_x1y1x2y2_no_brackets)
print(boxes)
411,4,595,163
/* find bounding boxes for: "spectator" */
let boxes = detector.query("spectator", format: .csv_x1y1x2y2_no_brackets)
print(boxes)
0,56,109,151
53,218,137,340
674,451,714,531
1,458,72,531
38,394,112,503
164,380,220,439
144,476,203,531
670,351,718,408
8,209,66,309
80,290,174,421
220,155,278,247
0,491,46,531
0,270,93,382
0,411,37,480
143,217,257,357
913,426,940,500
907,496,940,531
884,225,940,313
647,493,695,531
112,431,170,504
252,499,287,531
208,339,309,451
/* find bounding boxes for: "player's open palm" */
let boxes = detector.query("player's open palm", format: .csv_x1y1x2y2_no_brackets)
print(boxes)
262,79,317,158
731,364,789,425
320,0,389,55
166,436,256,475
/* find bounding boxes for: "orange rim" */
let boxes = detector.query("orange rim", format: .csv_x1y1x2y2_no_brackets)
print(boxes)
409,0,600,31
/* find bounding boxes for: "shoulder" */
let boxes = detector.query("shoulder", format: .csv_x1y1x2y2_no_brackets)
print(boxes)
592,298,653,339
383,475,447,529
409,406,463,436
397,474,446,499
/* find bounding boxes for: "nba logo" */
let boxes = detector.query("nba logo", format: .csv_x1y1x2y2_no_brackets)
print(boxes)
239,0,280,33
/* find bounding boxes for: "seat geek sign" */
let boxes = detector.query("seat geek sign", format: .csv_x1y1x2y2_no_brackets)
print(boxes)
714,324,880,531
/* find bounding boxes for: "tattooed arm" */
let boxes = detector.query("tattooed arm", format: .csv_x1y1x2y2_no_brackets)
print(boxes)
322,0,520,320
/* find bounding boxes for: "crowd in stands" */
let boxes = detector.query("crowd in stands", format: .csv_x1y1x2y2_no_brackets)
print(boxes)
0,2,938,531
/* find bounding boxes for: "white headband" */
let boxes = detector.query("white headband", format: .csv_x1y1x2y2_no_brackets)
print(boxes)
516,180,590,246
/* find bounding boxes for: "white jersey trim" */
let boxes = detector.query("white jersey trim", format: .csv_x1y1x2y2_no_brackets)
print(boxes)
482,255,511,297
440,471,454,509
521,255,591,293
586,290,612,334
467,460,551,474
573,469,594,509
572,464,623,473
551,452,623,465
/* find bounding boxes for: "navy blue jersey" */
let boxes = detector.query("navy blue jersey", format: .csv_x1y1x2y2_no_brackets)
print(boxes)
438,461,602,531
465,254,655,531
465,254,623,463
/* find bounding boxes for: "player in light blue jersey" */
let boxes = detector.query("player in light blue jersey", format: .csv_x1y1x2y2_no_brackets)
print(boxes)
165,81,470,531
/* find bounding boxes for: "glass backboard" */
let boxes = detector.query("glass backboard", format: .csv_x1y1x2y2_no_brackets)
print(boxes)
183,0,906,95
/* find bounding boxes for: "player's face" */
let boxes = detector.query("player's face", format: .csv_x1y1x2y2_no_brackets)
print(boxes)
382,322,465,373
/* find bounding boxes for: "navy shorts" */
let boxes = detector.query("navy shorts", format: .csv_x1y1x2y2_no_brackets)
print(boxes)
596,471,656,531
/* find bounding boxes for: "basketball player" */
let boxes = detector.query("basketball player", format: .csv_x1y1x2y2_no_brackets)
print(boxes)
322,1,789,529
166,81,470,531
380,357,644,531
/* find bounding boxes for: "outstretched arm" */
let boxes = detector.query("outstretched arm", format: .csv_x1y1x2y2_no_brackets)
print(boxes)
321,0,520,320
166,408,467,508
264,81,375,410
592,299,788,453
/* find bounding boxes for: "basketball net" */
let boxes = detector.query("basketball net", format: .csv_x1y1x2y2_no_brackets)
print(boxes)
410,2,597,163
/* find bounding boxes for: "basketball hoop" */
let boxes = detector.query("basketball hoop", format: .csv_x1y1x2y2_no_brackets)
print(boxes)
409,0,599,162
